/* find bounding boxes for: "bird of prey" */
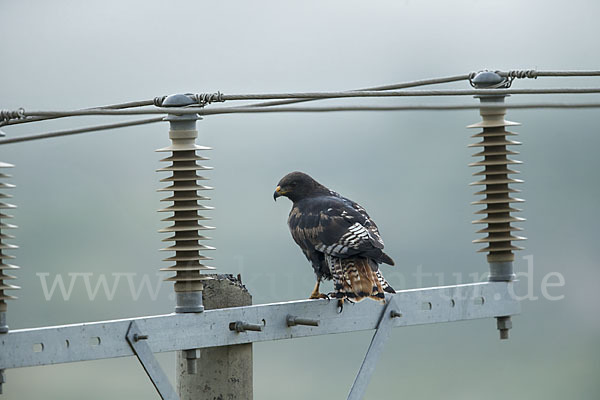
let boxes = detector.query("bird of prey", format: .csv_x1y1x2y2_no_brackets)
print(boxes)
274,171,395,307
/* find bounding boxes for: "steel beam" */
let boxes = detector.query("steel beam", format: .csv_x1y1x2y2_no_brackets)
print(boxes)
347,295,399,400
126,321,179,400
0,281,519,370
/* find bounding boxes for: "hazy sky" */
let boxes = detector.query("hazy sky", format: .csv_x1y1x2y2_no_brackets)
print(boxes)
1,1,599,399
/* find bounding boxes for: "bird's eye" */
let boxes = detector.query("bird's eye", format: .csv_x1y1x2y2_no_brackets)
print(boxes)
290,181,297,187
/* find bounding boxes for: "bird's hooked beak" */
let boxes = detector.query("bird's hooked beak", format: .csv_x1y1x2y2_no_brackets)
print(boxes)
273,185,284,201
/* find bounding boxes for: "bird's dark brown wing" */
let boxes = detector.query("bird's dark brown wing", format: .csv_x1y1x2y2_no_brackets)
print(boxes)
288,196,392,265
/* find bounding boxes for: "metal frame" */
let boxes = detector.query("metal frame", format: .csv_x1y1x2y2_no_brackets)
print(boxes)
0,281,519,370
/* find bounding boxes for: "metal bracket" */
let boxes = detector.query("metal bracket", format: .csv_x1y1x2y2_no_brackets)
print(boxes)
125,321,179,400
347,295,399,400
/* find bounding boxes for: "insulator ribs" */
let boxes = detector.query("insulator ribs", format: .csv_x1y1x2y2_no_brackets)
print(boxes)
157,130,215,293
0,161,19,323
468,107,526,263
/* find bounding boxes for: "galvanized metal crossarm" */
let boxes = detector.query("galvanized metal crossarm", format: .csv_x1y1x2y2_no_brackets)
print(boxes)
0,281,520,370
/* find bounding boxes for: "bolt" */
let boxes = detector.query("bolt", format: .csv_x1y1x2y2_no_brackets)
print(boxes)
133,334,149,342
496,316,512,340
286,315,319,327
184,349,200,375
0,369,5,394
229,321,263,333
390,310,403,318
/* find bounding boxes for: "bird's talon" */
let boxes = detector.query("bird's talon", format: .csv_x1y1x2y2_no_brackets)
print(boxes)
337,299,344,313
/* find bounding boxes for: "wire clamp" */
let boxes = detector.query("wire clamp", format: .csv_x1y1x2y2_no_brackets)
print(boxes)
0,109,25,126
190,92,225,107
469,70,512,89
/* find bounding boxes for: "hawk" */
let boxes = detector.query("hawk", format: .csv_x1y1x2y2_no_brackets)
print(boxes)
274,171,395,307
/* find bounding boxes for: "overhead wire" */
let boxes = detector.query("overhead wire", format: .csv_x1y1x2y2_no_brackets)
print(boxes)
0,117,164,145
5,88,600,119
1,69,600,145
1,102,600,145
1,99,156,127
189,87,600,101
0,73,472,127
242,73,473,108
6,101,600,118
3,69,600,127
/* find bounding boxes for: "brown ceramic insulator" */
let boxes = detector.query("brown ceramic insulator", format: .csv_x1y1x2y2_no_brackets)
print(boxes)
468,108,526,263
0,162,19,313
156,130,215,293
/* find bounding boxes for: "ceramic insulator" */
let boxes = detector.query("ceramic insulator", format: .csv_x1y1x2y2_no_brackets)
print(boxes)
468,104,526,263
156,129,215,293
0,161,19,325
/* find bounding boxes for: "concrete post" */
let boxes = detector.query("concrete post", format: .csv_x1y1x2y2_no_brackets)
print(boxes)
177,274,253,400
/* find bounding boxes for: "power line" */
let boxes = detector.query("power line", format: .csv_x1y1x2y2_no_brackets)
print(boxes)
202,87,600,101
241,70,600,108
201,102,600,115
0,117,163,145
242,73,473,108
1,99,157,127
2,102,600,145
8,101,600,118
2,69,600,145
0,74,472,128
497,70,600,77
185,69,600,109
4,69,600,127
5,86,600,120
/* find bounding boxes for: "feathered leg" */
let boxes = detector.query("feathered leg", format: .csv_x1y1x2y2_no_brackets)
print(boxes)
309,278,329,299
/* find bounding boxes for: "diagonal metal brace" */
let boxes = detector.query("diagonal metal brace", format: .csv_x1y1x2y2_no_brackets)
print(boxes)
126,321,179,400
347,295,399,400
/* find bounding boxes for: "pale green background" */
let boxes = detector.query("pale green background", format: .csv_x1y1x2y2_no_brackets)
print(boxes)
1,0,599,399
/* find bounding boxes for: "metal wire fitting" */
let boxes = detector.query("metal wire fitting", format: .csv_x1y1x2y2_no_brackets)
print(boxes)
0,109,25,126
157,94,215,313
469,69,539,89
505,69,538,79
190,92,225,107
469,70,513,89
153,92,225,108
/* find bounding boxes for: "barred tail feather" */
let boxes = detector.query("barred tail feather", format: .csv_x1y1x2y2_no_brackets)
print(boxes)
326,256,392,303
376,269,396,294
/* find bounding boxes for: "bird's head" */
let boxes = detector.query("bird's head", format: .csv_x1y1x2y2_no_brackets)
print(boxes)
274,171,326,202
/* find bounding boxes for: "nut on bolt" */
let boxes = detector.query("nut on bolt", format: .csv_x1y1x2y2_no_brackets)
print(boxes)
0,369,5,395
496,316,512,340
184,349,201,375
